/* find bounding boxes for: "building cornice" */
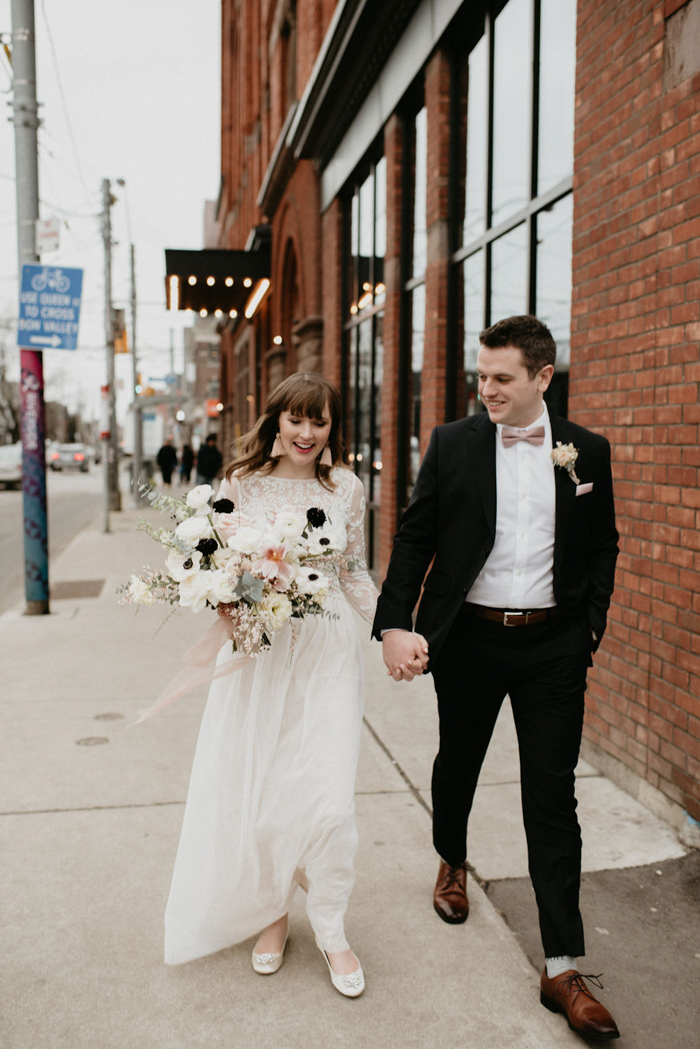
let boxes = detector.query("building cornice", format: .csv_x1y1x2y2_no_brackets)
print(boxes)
257,0,422,215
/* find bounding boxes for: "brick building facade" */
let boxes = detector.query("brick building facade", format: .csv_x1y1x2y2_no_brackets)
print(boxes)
208,0,700,837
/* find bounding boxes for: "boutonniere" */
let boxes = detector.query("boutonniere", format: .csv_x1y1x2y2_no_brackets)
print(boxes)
551,441,581,485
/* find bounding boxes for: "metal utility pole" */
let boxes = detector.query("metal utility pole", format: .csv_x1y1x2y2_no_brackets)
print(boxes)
130,243,143,506
101,178,121,528
11,0,49,615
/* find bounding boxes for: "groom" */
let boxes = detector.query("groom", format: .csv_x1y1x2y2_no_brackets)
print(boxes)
373,316,620,1040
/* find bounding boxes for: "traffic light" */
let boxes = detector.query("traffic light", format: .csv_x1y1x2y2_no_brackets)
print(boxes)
114,309,129,353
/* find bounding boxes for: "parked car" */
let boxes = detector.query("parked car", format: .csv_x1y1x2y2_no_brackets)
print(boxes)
0,442,22,489
49,442,90,472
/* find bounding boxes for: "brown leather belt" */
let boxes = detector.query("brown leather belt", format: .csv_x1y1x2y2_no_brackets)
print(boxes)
464,603,558,627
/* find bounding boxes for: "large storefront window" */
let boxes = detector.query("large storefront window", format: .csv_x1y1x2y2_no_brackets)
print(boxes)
344,156,386,569
451,0,576,421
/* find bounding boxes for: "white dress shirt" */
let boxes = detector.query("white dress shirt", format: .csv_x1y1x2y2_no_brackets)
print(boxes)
466,405,556,609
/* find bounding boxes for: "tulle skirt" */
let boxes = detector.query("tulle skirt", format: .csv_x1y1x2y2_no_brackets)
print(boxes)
164,594,364,965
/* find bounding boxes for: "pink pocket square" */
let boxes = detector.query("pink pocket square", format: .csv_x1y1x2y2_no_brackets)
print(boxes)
576,482,594,497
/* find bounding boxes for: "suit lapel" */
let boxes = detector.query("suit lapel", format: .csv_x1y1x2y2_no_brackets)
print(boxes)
550,415,577,562
466,413,497,535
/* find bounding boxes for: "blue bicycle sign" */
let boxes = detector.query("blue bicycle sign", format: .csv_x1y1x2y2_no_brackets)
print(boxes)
29,267,71,293
17,264,84,351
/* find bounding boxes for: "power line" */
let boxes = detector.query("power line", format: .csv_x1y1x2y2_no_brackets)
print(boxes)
39,0,92,205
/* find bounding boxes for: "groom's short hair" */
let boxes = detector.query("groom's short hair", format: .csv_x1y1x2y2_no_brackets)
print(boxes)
479,315,556,378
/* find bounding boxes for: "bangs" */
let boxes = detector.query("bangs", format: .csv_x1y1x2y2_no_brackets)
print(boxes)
283,380,331,421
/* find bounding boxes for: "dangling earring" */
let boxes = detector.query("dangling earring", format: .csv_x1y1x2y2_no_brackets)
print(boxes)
320,444,333,467
270,432,285,458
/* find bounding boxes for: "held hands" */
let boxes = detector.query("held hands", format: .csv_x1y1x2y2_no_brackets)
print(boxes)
382,629,430,682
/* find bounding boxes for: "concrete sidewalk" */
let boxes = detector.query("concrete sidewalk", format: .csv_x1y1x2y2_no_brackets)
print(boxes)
0,500,689,1048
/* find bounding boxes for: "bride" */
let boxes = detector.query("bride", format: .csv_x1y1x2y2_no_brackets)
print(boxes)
164,373,381,996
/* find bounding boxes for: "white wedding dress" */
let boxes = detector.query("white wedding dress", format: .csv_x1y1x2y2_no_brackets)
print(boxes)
164,467,378,965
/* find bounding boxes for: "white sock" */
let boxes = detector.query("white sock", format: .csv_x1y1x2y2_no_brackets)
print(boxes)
546,955,578,978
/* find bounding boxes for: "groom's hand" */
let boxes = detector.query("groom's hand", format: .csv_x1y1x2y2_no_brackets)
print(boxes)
382,630,430,682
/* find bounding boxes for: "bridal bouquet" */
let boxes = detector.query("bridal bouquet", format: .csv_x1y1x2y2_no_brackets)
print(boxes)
120,482,345,657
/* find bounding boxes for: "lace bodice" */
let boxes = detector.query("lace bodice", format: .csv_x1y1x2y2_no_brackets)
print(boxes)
216,467,379,624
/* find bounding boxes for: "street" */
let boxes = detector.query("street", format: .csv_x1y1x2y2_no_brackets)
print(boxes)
0,466,110,616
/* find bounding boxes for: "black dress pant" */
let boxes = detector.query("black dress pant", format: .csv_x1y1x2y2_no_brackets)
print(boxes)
431,605,593,958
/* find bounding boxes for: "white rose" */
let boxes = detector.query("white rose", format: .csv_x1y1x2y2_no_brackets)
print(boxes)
272,510,306,541
295,566,329,596
128,576,155,605
186,484,213,509
175,516,212,544
165,548,203,582
212,545,235,568
207,568,236,605
263,592,293,629
178,572,212,613
228,526,263,555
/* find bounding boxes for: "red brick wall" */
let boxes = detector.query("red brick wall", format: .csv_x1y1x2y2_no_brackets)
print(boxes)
378,113,405,566
421,50,452,447
321,198,344,389
572,0,700,821
271,161,323,323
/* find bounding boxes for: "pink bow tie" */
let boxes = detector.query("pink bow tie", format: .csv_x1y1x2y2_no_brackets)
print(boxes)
501,425,546,448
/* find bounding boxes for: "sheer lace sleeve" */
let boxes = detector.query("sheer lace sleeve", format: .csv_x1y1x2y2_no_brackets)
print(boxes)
339,473,379,623
213,475,254,540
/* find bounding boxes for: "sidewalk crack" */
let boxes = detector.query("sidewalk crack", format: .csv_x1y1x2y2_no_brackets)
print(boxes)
362,715,432,817
0,800,185,816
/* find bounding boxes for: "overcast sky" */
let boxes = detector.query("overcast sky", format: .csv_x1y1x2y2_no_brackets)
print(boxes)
0,0,221,420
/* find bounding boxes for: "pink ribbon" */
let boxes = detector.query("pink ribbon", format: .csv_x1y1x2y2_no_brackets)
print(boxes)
134,616,253,723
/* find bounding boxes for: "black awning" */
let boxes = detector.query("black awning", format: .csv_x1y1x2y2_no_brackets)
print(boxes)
164,246,270,317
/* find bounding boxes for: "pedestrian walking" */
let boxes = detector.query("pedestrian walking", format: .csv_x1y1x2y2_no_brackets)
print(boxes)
179,443,194,484
156,439,178,488
164,374,379,997
373,315,621,1041
195,433,223,486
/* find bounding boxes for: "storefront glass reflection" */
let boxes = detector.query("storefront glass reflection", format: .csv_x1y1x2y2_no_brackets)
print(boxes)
491,0,532,227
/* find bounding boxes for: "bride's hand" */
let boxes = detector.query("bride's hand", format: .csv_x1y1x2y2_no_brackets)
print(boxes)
382,629,429,682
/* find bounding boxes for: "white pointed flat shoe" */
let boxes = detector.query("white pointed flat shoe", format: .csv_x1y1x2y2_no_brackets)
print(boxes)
252,932,288,975
316,942,365,998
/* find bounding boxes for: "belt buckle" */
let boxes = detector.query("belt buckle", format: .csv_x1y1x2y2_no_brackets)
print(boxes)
503,611,528,627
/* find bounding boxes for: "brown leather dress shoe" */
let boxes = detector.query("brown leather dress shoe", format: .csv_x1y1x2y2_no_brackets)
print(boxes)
540,969,620,1040
433,860,469,924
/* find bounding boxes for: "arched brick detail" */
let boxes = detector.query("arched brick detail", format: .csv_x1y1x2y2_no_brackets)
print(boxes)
272,161,324,377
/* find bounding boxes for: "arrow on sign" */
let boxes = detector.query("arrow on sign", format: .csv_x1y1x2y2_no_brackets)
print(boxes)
29,334,62,348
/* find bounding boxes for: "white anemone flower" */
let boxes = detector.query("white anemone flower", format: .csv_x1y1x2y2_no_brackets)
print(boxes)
305,525,346,556
178,573,211,613
227,526,263,555
175,516,212,544
295,566,330,596
272,510,306,541
165,548,203,582
186,484,214,510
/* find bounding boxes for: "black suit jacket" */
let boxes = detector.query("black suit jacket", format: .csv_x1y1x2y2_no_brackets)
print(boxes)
372,412,619,667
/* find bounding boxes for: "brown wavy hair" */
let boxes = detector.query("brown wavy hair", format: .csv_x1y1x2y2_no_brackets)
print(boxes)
224,373,345,490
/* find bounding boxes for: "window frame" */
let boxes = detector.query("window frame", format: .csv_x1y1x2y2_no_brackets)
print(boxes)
447,0,575,421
